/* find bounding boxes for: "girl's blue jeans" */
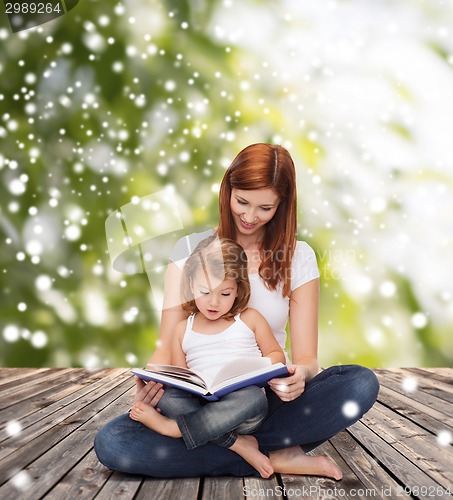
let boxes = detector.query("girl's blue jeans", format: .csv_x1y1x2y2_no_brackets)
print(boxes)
158,385,268,449
94,364,379,477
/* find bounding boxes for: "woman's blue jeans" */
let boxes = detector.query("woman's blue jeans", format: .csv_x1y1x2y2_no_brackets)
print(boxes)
94,364,379,477
158,385,268,449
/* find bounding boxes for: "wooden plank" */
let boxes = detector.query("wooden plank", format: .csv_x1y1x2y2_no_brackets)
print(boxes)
385,368,453,404
202,476,245,500
404,367,453,386
0,375,130,465
0,369,130,461
329,430,411,498
0,383,134,498
279,441,366,500
362,402,453,489
0,368,112,431
0,368,83,408
0,372,133,486
347,419,444,500
243,475,281,499
375,370,453,418
0,368,50,386
416,368,453,382
400,368,453,396
42,449,112,499
377,385,453,434
59,374,147,500
95,471,143,500
135,477,200,499
1,367,452,499
0,368,76,396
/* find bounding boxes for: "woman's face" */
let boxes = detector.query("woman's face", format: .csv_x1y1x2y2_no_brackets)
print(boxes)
230,188,280,237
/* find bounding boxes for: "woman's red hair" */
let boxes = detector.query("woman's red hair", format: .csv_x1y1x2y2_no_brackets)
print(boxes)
217,143,297,297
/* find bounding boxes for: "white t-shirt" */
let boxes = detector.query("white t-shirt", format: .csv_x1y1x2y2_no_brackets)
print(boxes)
248,241,319,353
170,231,320,358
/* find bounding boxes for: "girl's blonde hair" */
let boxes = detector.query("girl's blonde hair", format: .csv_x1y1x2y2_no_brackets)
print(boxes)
217,143,297,297
181,236,250,319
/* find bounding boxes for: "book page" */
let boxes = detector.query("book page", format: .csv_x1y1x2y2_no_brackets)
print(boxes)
132,369,209,395
210,357,272,386
144,364,207,388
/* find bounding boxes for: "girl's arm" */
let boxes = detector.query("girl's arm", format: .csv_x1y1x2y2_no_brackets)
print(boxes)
241,309,286,365
268,278,319,402
170,320,189,368
149,262,189,365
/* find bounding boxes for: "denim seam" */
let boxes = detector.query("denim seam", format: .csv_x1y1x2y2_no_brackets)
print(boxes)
213,431,237,448
177,415,197,450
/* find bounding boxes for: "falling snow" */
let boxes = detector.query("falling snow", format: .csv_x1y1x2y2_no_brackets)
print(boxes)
342,400,360,419
11,470,32,492
436,430,453,447
31,330,48,348
6,420,22,437
0,0,452,373
125,352,138,365
401,376,418,393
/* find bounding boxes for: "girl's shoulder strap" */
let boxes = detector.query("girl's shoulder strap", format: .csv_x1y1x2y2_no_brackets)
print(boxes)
186,313,196,330
233,310,255,334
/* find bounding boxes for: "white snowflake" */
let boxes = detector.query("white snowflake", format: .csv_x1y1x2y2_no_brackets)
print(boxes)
31,331,48,349
6,420,22,437
3,325,20,343
342,400,360,419
11,470,31,491
436,430,452,447
401,376,417,393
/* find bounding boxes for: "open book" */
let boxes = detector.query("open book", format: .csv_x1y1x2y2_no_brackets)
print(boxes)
132,357,288,401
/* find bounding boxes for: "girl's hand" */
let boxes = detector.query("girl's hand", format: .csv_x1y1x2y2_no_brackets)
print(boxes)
268,365,306,401
134,376,164,407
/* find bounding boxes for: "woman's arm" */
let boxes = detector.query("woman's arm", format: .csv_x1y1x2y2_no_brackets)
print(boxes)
135,262,188,406
241,309,286,365
268,278,320,401
148,262,189,365
288,277,320,379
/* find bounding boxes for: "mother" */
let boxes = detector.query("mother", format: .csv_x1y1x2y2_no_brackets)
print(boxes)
94,143,379,478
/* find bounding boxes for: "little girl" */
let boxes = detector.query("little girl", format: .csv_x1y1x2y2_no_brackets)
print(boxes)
130,235,285,478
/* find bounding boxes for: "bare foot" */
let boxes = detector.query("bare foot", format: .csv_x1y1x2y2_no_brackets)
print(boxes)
129,402,181,438
269,446,342,480
230,435,274,479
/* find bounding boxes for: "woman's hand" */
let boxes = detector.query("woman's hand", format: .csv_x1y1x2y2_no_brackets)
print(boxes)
133,376,164,407
268,365,306,401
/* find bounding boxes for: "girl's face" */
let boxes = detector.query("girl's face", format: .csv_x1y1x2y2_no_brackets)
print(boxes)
230,188,280,237
192,274,238,321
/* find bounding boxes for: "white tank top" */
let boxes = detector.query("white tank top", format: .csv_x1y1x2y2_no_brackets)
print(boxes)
171,232,320,360
182,313,263,384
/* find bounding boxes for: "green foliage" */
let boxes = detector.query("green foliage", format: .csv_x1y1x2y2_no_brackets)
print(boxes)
1,0,452,369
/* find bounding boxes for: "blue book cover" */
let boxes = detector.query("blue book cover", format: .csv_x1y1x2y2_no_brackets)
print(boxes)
132,359,289,401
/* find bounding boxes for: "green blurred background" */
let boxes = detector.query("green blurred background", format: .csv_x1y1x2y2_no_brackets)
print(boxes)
1,0,452,369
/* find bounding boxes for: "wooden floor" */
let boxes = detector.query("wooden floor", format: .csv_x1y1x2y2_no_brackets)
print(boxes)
0,368,452,499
